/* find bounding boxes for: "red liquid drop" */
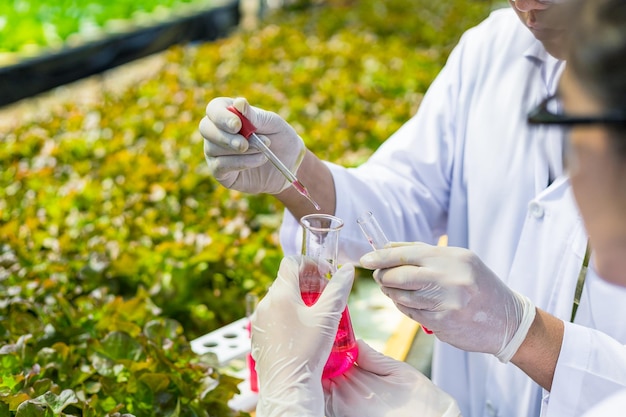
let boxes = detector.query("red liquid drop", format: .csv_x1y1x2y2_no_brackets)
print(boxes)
292,180,321,211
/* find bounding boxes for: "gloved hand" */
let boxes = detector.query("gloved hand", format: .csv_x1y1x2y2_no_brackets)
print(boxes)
199,97,306,194
359,242,536,363
323,340,461,417
251,256,355,417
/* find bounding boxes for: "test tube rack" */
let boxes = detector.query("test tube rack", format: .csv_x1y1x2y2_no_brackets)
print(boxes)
190,317,250,365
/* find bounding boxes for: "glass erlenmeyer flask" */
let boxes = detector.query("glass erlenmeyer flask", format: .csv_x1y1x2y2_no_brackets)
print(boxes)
299,214,358,379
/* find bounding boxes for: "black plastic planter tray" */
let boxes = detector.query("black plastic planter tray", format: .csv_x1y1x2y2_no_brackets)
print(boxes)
0,0,240,108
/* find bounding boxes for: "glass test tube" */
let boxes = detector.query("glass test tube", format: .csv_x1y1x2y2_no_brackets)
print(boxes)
357,212,434,335
357,211,390,250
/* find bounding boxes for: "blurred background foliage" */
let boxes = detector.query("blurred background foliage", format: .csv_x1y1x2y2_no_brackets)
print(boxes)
0,0,495,415
0,0,218,55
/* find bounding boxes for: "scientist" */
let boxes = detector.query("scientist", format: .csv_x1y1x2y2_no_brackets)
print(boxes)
249,2,626,415
199,0,626,416
528,0,626,413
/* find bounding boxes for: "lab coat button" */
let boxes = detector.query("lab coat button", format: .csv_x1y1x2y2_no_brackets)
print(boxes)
528,201,544,219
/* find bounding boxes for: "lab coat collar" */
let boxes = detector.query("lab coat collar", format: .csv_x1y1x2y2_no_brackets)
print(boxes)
534,174,570,202
523,39,553,63
524,40,566,102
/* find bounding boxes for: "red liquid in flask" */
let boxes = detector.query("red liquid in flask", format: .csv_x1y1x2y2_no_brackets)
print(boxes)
246,321,259,392
299,214,357,379
301,291,359,379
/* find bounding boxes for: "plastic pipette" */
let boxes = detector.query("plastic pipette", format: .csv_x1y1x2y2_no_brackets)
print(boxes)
227,105,321,211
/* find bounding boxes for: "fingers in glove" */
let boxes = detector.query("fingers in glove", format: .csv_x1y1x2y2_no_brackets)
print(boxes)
199,112,250,153
392,302,437,332
314,263,355,314
378,283,445,311
233,97,283,134
206,97,243,134
367,248,474,291
371,264,436,290
272,256,310,305
361,241,473,268
360,242,433,270
251,256,305,324
268,257,355,309
353,339,396,377
204,151,268,182
203,138,257,159
353,339,425,385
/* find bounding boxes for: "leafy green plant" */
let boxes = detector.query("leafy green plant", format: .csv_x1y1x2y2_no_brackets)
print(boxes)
0,284,244,416
1,0,494,414
0,0,218,56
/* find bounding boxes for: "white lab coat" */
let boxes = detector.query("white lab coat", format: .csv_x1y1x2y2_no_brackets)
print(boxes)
580,389,626,416
279,7,626,417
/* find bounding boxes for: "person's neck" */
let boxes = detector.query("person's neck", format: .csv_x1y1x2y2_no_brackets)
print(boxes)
591,239,626,287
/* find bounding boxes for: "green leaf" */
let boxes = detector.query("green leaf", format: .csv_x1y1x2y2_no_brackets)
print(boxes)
29,389,78,414
100,331,144,362
15,400,46,417
137,372,170,393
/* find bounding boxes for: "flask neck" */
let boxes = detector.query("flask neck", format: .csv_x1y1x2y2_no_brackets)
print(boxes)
300,214,344,275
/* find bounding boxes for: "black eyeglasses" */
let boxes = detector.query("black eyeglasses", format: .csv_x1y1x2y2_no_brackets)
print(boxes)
528,94,626,126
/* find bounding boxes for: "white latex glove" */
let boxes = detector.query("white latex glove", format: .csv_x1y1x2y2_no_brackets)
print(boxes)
359,242,536,363
323,339,461,417
251,256,356,417
199,97,306,194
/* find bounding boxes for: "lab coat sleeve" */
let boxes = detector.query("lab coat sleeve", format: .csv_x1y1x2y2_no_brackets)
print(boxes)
542,322,626,416
280,34,467,262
